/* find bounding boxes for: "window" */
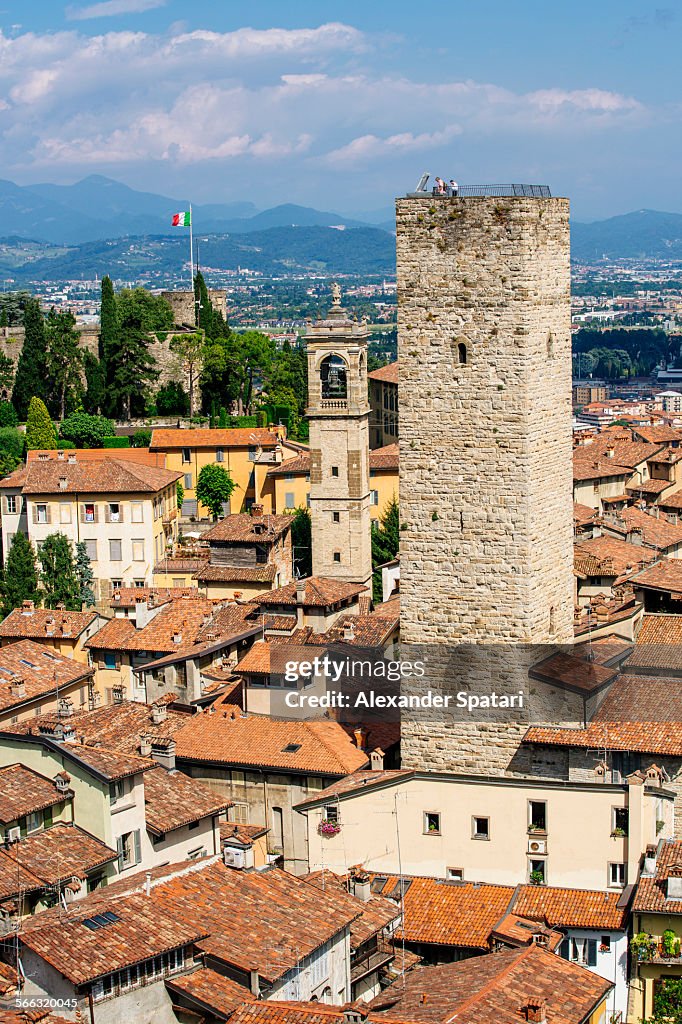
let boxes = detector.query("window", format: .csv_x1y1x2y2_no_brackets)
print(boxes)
324,804,339,824
447,867,463,880
285,492,296,509
134,579,145,588
331,466,339,478
188,819,200,831
187,847,206,859
108,502,120,523
231,802,249,824
332,512,340,523
370,490,379,506
612,807,629,836
609,862,626,887
272,806,284,849
333,552,341,563
309,940,330,987
184,473,193,489
5,495,16,514
182,447,191,463
85,539,98,562
83,503,95,523
103,651,118,670
528,801,547,832
600,935,611,952
216,448,224,463
117,829,141,869
132,539,144,562
569,937,597,966
109,779,125,805
111,579,122,590
472,816,489,840
25,810,41,834
424,812,441,835
529,859,546,884
109,539,122,562
36,504,48,524
131,502,143,523
457,342,467,365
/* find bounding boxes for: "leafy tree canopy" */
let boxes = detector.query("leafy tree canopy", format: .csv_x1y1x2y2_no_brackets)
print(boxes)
196,463,237,520
25,396,57,450
0,533,40,616
39,533,81,610
59,412,115,448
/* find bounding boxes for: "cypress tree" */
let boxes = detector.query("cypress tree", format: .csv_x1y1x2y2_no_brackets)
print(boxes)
39,533,81,610
75,541,96,608
25,396,57,450
12,298,47,419
194,271,213,338
0,533,40,615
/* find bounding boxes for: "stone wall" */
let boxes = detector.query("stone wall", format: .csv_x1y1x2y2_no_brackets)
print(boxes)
396,195,575,773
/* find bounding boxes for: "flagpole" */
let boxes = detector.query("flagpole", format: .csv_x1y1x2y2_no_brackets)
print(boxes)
189,203,194,292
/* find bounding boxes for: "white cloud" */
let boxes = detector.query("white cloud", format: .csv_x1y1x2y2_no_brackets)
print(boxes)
66,0,166,20
325,126,463,166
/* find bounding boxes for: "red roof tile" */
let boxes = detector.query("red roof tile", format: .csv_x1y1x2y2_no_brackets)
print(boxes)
16,458,181,495
151,427,281,449
143,765,232,835
633,839,682,913
368,362,399,384
0,763,72,824
3,822,117,885
0,608,98,641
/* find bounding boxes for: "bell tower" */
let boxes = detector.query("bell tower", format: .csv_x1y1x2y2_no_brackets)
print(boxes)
305,285,372,589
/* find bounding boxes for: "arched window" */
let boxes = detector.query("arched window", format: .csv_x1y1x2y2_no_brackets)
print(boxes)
320,354,347,399
457,342,467,365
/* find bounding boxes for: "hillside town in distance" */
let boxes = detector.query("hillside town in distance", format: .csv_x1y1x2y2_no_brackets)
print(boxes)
0,181,682,1024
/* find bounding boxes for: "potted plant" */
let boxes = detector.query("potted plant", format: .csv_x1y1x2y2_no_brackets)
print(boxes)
662,929,677,959
318,818,342,838
630,932,656,962
529,870,545,886
611,827,626,837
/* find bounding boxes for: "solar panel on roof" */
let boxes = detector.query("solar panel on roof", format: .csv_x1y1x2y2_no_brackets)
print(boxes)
82,911,120,930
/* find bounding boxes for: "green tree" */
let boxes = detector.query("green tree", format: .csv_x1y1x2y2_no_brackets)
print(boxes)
0,533,40,615
371,496,399,602
82,351,106,415
0,401,17,427
196,463,237,519
59,412,115,448
12,299,48,418
0,426,24,465
39,533,81,610
45,309,83,420
25,396,57,450
132,429,152,448
0,353,15,398
176,480,184,510
75,541,96,608
100,275,118,404
0,290,32,328
156,380,190,416
287,506,312,578
194,271,213,338
110,288,172,418
169,333,203,416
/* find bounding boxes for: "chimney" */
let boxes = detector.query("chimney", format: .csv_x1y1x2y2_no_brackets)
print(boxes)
630,528,643,546
150,738,176,772
139,734,152,757
295,579,306,627
134,600,152,630
351,870,372,902
172,631,183,644
10,677,25,698
145,871,152,897
343,620,356,642
605,445,615,459
370,748,385,771
251,503,264,517
21,600,34,616
57,698,74,718
524,997,547,1024
59,476,68,491
353,726,367,751
57,450,65,461
53,771,71,793
67,453,77,463
151,703,167,725
667,873,682,900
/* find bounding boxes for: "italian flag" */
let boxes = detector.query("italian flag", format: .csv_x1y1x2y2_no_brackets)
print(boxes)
171,211,191,227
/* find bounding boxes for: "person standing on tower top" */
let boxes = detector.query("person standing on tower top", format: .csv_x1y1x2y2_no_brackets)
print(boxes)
447,179,459,196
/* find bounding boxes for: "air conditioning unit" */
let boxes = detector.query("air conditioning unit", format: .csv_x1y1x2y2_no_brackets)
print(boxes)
223,846,246,870
528,839,547,855
6,827,20,844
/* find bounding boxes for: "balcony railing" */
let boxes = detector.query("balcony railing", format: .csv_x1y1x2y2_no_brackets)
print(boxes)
320,399,348,410
407,181,552,199
350,940,395,983
163,508,179,527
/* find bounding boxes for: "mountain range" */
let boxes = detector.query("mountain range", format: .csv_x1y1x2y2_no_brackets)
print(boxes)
571,209,682,260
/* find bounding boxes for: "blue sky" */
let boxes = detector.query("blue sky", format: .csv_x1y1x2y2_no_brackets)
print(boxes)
0,1,679,220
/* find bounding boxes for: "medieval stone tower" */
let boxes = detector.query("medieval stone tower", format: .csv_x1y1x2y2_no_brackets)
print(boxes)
306,285,373,589
396,193,575,772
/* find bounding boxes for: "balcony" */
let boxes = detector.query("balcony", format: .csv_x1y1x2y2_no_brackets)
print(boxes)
320,399,348,410
350,940,395,984
163,508,179,527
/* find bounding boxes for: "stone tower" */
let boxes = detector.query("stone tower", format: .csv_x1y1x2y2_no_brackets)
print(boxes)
306,285,372,588
396,194,576,773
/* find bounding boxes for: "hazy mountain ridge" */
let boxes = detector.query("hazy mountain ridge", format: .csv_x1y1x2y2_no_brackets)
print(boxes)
571,209,682,260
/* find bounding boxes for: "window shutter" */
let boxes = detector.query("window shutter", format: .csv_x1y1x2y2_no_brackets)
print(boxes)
559,939,570,960
587,939,598,967
1,497,6,514
32,507,38,524
133,829,141,865
116,835,124,869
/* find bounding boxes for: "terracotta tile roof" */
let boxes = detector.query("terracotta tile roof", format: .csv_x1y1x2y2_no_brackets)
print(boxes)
254,577,368,609
267,453,311,478
203,513,292,544
154,557,208,573
0,850,43,900
513,884,629,930
632,559,682,596
57,741,158,782
295,770,414,810
627,615,682,670
303,870,400,948
262,613,298,631
110,586,201,609
574,536,657,578
143,765,232,835
574,439,664,471
592,672,682,721
27,448,168,467
10,700,186,756
573,594,643,636
573,635,634,666
572,455,632,482
370,443,399,471
528,651,617,694
489,912,563,951
371,875,514,950
573,502,599,527
627,477,672,495
220,821,269,844
150,427,280,450
196,602,265,642
2,1012,73,1024
634,426,682,444
4,822,117,885
660,489,682,511
87,597,215,653
633,839,682,913
603,506,682,550
20,887,209,985
524,721,682,757
0,639,93,712
17,458,181,495
195,563,278,583
227,1007,366,1024
0,763,72,824
368,945,611,1024
166,967,254,1018
0,608,98,641
174,709,369,775
368,361,398,384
